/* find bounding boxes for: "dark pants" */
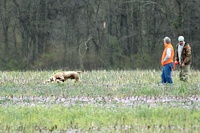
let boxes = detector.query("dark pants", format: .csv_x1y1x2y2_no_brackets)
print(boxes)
161,63,173,84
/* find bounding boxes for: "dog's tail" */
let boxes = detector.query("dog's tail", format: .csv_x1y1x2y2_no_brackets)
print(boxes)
76,71,83,74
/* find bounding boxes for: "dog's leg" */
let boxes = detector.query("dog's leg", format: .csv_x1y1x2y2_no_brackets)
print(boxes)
74,76,79,83
56,79,63,83
56,75,65,83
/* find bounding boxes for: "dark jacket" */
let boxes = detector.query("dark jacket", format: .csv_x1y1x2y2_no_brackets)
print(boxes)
175,42,192,65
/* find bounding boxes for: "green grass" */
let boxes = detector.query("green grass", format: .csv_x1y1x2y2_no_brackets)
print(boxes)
0,70,199,97
0,70,199,132
0,105,199,132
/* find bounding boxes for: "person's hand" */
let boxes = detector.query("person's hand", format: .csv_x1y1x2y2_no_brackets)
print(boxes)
174,61,179,65
181,63,185,68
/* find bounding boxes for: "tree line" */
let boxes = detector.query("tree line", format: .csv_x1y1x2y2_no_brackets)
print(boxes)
0,0,200,70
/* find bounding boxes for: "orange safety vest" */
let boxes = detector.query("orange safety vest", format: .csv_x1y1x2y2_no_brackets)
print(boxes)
161,43,174,66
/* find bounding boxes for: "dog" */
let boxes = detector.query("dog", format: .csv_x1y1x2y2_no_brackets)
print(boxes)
47,71,82,83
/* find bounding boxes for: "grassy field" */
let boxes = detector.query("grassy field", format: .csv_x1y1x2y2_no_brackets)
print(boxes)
0,70,199,132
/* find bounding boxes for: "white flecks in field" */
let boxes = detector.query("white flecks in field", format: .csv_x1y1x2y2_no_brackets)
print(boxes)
0,95,199,109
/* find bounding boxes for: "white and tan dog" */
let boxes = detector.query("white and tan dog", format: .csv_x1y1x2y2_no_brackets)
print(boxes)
47,71,82,83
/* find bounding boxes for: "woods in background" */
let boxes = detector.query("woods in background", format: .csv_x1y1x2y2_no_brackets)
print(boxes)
0,0,200,70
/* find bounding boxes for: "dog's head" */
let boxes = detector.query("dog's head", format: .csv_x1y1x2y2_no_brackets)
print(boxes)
49,76,56,82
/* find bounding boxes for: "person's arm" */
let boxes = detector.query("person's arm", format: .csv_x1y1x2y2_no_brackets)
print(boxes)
174,44,179,62
183,44,192,65
163,48,171,62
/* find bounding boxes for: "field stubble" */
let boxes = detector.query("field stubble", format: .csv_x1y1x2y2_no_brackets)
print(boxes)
0,70,199,132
